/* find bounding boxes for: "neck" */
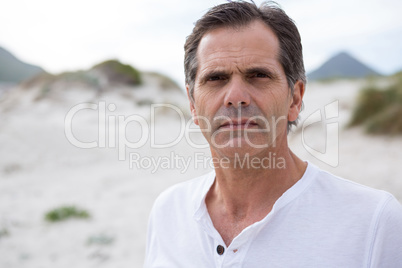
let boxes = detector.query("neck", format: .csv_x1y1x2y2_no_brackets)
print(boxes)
206,147,307,221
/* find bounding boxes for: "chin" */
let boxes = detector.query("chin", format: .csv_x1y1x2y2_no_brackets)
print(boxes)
211,137,271,158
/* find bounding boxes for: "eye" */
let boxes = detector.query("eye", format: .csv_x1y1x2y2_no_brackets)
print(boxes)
254,73,269,78
208,76,222,81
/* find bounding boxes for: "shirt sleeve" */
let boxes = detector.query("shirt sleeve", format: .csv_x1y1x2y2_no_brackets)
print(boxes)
369,195,402,268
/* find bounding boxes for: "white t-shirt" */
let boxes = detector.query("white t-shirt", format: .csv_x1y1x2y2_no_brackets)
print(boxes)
144,162,402,267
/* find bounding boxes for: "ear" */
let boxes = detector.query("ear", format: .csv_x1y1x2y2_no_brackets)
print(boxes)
186,84,199,125
288,80,305,122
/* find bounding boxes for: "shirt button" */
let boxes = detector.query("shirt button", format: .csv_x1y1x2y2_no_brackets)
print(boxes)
217,245,225,255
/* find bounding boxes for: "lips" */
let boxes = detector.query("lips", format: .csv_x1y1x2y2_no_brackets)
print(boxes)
219,118,259,129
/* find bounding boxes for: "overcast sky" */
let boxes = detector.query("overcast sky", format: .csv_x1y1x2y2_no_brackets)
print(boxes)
1,0,401,86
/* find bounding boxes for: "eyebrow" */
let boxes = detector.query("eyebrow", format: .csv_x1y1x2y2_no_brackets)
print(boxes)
244,67,278,80
198,66,279,84
198,70,229,84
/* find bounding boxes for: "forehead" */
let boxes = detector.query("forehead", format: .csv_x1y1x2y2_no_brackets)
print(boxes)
196,20,281,72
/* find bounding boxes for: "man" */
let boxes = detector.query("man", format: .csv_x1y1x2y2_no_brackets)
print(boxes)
145,1,402,267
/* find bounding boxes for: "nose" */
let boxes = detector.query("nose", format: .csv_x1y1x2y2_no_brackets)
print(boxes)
223,77,251,108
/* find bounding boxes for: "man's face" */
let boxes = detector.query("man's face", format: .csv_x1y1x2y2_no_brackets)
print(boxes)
187,20,303,158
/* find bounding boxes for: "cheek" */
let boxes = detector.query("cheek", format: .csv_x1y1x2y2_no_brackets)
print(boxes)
257,90,289,113
194,90,221,117
255,91,291,132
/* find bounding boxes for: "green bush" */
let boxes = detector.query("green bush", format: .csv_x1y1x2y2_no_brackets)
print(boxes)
365,104,402,134
92,59,142,85
348,73,402,134
0,228,9,239
349,86,397,126
87,234,115,246
45,205,90,222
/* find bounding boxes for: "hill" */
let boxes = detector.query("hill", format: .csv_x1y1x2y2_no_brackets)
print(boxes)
308,52,380,81
0,59,187,114
0,46,45,83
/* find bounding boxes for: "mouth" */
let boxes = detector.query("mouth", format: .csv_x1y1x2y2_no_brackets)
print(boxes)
219,118,259,130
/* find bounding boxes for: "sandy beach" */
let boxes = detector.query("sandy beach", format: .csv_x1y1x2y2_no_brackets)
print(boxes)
0,78,401,267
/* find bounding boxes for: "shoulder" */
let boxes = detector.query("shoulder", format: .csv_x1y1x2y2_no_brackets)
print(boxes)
305,164,402,247
300,163,402,228
310,164,394,205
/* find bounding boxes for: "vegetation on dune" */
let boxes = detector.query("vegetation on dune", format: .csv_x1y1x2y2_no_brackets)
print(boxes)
24,59,142,88
0,228,9,239
21,59,144,100
365,104,402,134
348,86,393,126
21,72,56,88
87,233,115,246
26,71,101,100
92,59,142,85
44,205,90,222
56,71,100,86
144,71,181,90
349,71,402,134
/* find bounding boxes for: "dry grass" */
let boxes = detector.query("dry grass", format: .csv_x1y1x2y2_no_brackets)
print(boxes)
349,72,402,134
